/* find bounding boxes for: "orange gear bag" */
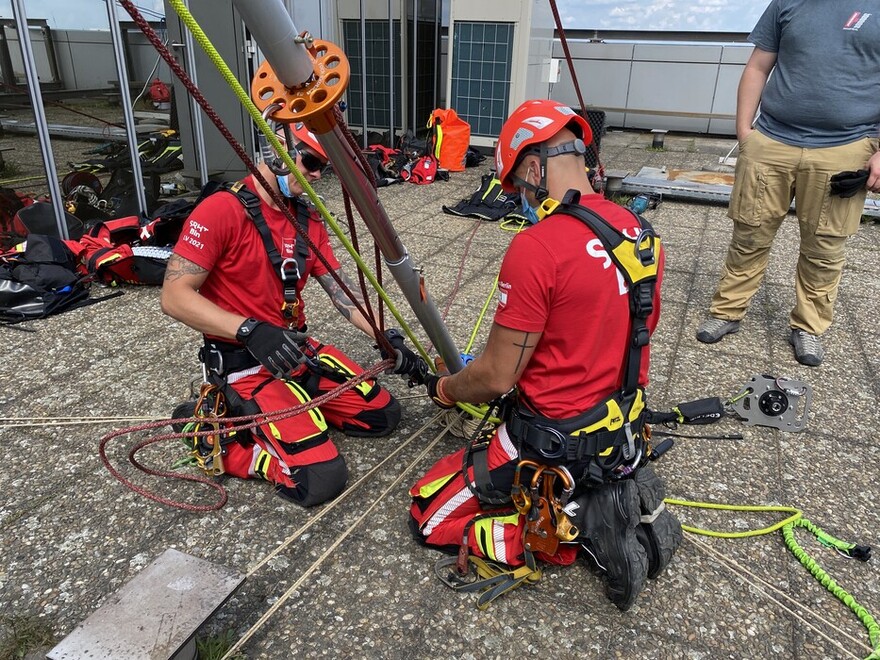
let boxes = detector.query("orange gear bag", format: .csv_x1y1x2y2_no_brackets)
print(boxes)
427,108,470,172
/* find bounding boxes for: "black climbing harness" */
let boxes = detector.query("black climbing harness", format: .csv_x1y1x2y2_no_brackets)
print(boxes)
223,181,312,329
502,189,661,485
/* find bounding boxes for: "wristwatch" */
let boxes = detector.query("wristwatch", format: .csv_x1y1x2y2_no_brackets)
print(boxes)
235,317,261,342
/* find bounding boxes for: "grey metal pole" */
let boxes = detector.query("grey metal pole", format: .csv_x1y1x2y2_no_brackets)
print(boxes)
411,0,417,131
9,1,66,238
433,0,440,109
319,125,462,370
182,0,208,188
105,0,148,216
234,0,314,87
231,0,464,372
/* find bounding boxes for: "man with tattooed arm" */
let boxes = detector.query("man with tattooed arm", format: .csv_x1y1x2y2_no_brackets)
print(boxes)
161,122,414,507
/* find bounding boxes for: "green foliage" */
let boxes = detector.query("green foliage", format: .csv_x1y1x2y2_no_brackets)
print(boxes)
197,629,246,660
607,193,633,207
0,614,55,660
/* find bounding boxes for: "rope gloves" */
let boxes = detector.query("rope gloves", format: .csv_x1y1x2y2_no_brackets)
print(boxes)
425,374,456,409
236,317,309,379
378,330,456,408
829,169,869,198
380,328,429,385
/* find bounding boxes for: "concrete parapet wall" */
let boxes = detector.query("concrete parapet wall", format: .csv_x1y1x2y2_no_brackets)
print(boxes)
549,38,753,136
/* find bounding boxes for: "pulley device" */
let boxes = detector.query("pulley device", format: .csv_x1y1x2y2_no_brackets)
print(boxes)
180,382,234,476
649,374,812,435
728,374,811,432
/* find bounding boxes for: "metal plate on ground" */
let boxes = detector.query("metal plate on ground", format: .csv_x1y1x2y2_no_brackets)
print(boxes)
48,549,244,660
621,167,880,217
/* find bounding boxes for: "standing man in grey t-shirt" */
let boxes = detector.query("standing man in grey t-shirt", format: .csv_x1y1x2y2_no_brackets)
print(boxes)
696,0,880,366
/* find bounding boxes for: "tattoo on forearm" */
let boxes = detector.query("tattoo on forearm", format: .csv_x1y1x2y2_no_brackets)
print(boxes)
513,332,535,374
163,255,207,282
318,270,364,321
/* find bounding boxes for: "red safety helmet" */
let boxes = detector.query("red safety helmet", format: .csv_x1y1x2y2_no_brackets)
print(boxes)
277,122,327,160
494,99,592,192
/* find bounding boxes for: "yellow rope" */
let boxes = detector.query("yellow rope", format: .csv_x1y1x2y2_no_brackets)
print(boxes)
165,0,430,362
464,274,497,355
666,498,803,538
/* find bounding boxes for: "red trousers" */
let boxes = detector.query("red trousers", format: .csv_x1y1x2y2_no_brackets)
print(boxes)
220,339,399,505
409,423,578,566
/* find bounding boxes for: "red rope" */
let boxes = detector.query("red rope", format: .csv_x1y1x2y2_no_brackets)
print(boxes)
98,359,394,511
548,0,605,180
343,190,377,326
442,219,482,321
116,0,395,357
375,242,385,330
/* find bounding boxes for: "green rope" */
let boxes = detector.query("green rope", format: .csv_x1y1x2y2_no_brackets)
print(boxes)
666,498,803,538
165,0,430,362
782,518,879,660
464,275,497,355
669,500,878,657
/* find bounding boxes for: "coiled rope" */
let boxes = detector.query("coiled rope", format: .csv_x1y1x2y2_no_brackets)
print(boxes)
669,499,879,659
98,358,393,511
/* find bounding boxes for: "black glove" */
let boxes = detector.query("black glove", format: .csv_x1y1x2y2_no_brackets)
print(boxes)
830,169,869,198
236,317,309,379
380,328,428,385
425,374,456,409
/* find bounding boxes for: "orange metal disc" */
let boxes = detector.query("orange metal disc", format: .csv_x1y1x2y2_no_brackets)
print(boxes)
251,37,349,134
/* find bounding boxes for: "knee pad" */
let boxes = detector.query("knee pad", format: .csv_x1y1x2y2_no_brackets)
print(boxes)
276,455,348,507
341,397,402,437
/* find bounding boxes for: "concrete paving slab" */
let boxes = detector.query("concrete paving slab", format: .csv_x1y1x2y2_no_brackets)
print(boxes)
1,128,879,659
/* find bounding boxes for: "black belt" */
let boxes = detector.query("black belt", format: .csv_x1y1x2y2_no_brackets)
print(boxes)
200,324,311,377
199,340,259,376
507,410,621,462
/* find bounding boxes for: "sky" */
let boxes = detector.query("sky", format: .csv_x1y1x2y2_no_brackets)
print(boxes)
554,0,769,32
3,0,770,33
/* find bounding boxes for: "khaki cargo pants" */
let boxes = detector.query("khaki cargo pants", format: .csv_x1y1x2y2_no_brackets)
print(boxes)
710,130,877,335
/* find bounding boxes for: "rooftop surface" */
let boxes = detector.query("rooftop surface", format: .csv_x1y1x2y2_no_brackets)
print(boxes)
1,126,879,659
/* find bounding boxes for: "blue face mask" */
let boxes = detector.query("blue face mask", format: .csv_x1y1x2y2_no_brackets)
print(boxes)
520,192,540,224
277,174,293,198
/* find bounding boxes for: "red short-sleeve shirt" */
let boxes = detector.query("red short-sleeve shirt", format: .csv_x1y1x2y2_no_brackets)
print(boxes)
173,176,339,333
493,194,663,419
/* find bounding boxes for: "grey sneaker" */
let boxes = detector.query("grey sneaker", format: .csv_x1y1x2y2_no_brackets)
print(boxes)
696,317,741,343
789,329,823,366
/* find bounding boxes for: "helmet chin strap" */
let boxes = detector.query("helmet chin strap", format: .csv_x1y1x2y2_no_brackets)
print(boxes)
534,142,549,201
512,139,587,201
511,148,549,202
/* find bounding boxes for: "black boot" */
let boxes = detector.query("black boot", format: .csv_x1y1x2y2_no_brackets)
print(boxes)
633,465,683,579
576,479,647,611
170,400,197,434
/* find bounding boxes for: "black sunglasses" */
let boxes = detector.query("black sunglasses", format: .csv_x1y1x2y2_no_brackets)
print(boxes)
297,148,327,174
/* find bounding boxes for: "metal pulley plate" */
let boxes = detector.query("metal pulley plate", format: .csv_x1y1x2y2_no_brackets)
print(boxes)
729,374,812,432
